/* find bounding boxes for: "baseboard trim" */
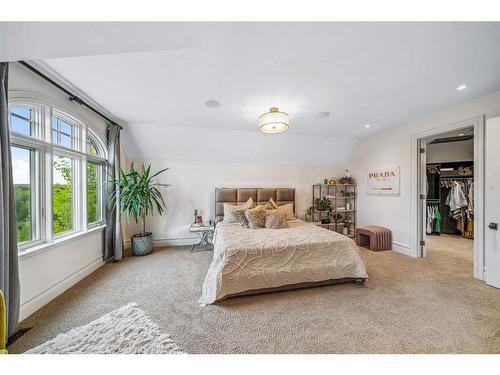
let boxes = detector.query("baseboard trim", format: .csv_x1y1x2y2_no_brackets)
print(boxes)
19,257,105,322
392,241,412,256
124,236,198,250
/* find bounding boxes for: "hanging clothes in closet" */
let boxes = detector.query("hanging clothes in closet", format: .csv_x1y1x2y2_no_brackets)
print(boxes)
441,178,474,238
426,202,441,234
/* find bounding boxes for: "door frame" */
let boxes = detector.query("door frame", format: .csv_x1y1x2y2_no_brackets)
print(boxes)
409,116,485,280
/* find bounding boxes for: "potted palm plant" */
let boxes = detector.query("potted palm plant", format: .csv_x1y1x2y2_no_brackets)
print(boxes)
109,163,169,256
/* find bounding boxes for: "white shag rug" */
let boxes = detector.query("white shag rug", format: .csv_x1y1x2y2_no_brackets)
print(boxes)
25,303,185,354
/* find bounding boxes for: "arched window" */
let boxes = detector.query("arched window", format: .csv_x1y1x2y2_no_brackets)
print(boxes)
9,97,108,252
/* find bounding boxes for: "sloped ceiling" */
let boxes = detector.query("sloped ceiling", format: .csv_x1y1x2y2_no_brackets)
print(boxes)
2,22,500,163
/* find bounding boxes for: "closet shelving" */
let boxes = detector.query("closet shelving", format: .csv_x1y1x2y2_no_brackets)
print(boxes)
310,184,357,237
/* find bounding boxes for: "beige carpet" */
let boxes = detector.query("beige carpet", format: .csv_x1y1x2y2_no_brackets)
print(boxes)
9,235,500,354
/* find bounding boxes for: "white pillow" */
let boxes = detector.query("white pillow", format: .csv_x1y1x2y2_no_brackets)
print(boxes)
223,198,254,223
276,203,295,220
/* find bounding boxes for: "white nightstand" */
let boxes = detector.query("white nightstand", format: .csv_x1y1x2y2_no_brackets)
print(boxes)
189,223,215,252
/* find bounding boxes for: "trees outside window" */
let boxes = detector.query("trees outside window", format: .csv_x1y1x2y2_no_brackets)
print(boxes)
12,146,34,243
53,155,73,235
87,161,101,225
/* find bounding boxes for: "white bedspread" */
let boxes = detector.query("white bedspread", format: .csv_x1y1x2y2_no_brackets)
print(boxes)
199,220,368,304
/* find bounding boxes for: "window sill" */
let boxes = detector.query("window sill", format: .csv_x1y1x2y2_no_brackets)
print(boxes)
18,224,106,259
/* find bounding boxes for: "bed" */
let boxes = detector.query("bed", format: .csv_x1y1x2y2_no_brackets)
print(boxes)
199,188,368,305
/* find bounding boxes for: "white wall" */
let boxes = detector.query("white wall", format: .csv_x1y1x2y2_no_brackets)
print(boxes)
9,63,109,320
123,158,346,245
349,90,500,255
18,230,104,321
426,139,474,163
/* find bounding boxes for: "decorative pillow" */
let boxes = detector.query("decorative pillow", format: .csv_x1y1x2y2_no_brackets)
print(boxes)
245,206,267,229
276,203,294,220
233,209,250,228
261,198,278,210
265,210,289,229
223,198,254,223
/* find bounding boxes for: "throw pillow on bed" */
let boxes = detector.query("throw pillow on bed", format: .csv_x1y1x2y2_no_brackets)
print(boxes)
266,198,279,209
265,210,289,229
275,203,294,220
245,206,267,229
233,209,250,228
223,198,254,223
256,198,278,210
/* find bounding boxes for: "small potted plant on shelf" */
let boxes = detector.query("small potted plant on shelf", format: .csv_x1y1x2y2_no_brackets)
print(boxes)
314,197,332,212
108,163,169,256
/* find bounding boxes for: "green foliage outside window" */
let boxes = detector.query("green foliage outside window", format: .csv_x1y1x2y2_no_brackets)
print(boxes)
53,156,73,234
14,157,101,243
87,162,99,224
14,184,31,243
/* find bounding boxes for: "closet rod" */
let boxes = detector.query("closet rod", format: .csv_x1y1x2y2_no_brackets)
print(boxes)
18,61,123,130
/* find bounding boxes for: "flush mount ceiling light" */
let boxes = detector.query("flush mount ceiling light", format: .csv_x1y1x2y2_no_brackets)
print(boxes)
364,124,372,129
456,84,467,91
258,107,289,134
205,100,221,108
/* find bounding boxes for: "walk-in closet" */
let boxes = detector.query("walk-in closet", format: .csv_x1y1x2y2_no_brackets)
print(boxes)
424,127,474,264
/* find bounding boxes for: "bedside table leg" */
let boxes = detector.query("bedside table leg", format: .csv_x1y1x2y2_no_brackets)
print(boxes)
191,232,206,252
201,231,210,246
189,229,214,252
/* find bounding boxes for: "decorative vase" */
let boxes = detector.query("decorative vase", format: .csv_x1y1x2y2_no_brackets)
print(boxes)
131,232,154,256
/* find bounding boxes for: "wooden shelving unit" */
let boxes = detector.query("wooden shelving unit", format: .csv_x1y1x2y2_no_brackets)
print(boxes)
310,184,357,238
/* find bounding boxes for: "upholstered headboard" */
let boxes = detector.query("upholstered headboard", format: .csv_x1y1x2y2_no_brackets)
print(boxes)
215,187,296,223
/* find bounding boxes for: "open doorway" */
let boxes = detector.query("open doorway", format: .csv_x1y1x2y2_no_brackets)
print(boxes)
410,116,485,280
423,127,475,274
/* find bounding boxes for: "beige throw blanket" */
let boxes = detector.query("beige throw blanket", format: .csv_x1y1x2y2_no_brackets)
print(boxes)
199,220,368,304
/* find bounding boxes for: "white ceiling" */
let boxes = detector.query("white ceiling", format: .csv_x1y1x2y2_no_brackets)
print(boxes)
2,22,500,160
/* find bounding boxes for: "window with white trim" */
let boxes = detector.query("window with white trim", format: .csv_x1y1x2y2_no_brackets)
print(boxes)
10,107,33,136
9,98,108,253
12,145,38,244
86,130,106,227
87,161,103,225
87,136,99,156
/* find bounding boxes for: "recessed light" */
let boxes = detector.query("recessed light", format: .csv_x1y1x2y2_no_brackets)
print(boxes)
318,111,330,118
205,100,221,108
364,124,372,129
456,84,467,91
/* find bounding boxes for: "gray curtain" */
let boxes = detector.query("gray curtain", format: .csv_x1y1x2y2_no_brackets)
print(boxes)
104,123,123,262
0,62,20,339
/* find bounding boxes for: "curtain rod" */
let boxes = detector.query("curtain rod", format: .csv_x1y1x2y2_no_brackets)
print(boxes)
18,61,123,130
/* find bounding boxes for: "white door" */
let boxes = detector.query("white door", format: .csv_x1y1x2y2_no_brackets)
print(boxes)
485,116,500,288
